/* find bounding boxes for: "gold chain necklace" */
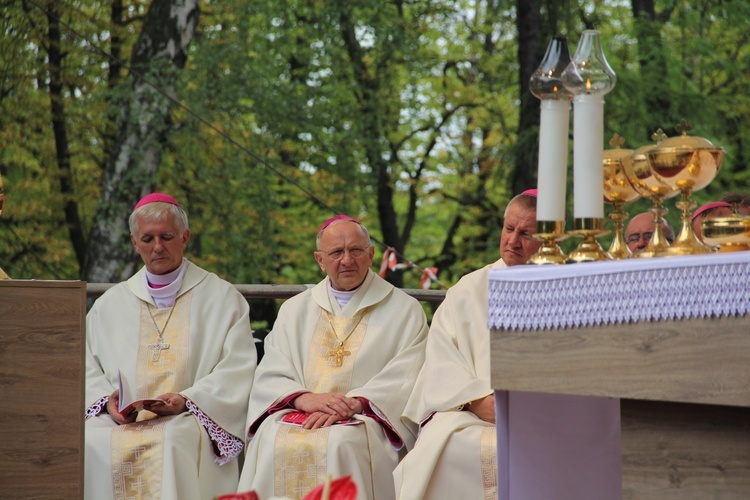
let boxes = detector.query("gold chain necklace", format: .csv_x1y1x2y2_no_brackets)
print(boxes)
324,310,365,367
146,297,178,362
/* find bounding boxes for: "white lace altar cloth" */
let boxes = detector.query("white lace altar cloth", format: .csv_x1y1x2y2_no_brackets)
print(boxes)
488,252,750,331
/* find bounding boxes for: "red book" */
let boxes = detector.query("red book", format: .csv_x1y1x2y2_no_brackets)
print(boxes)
281,411,363,427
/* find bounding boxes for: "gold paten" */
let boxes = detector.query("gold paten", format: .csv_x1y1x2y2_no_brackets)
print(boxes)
603,134,639,259
527,220,568,265
566,218,612,263
647,120,724,257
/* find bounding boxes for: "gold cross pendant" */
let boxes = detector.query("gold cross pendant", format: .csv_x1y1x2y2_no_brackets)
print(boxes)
147,341,170,362
327,342,351,367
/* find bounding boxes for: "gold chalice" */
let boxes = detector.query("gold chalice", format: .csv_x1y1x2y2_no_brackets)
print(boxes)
620,130,679,258
647,120,724,256
603,134,640,259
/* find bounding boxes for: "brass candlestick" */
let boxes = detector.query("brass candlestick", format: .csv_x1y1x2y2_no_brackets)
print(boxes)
527,220,568,265
566,218,611,263
603,134,639,259
648,120,724,257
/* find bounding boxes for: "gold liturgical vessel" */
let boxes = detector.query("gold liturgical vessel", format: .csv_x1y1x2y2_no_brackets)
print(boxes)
602,134,640,259
0,172,8,279
621,129,679,258
702,201,750,252
647,120,724,256
529,220,568,265
566,218,611,263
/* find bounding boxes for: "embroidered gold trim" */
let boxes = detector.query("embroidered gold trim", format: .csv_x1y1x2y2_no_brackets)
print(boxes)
111,416,172,499
305,308,369,394
135,291,192,407
480,426,498,500
109,291,194,497
274,425,329,499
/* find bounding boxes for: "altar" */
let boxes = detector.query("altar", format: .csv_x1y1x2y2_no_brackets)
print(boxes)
488,252,750,498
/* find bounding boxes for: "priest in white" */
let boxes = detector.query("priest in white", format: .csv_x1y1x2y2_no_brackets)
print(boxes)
85,193,256,500
394,191,540,500
238,215,429,500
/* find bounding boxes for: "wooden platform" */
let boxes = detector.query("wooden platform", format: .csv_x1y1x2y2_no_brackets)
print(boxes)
491,315,750,498
0,280,86,499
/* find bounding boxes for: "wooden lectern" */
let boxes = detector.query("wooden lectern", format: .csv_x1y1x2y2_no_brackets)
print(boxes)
0,280,86,498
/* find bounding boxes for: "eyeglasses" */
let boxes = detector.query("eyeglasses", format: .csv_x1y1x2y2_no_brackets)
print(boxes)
318,246,371,261
626,232,653,244
626,232,674,245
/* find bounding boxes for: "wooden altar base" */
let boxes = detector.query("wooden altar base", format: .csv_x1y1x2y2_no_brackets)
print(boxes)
491,316,750,498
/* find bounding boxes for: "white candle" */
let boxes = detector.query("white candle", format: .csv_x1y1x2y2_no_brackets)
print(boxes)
537,99,570,221
572,93,604,219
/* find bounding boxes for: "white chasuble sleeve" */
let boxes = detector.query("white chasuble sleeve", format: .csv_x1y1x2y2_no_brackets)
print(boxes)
245,288,330,437
345,287,428,450
405,262,504,424
177,273,257,441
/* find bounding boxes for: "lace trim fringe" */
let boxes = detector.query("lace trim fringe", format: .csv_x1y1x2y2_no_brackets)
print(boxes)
185,399,244,465
488,255,750,331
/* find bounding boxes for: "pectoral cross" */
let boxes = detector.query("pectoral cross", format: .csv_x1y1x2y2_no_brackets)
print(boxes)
327,342,351,367
147,341,170,362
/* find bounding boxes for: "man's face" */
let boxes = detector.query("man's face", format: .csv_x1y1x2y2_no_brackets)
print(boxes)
500,202,540,267
625,213,656,252
315,221,375,291
131,212,189,275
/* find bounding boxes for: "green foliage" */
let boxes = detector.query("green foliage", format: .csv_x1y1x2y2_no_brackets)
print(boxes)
2,0,750,300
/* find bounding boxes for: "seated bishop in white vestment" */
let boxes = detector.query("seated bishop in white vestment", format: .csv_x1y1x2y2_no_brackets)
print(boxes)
85,194,256,500
394,191,542,500
238,216,428,500
395,190,622,500
394,260,505,500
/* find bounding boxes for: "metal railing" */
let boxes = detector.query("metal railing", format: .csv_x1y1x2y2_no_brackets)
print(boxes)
86,283,446,303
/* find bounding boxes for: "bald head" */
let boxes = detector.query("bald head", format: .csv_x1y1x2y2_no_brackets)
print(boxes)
625,213,675,253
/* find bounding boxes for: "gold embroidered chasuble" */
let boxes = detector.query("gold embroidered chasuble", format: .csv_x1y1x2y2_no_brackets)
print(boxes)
84,263,256,500
239,271,429,500
110,293,192,499
273,308,370,496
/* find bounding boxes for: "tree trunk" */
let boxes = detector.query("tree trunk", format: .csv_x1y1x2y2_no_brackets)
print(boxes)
46,1,87,272
512,0,543,196
84,0,199,282
338,5,404,287
631,0,673,139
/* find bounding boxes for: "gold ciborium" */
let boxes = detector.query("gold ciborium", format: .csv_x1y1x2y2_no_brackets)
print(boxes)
603,134,640,259
647,120,724,256
620,130,679,258
702,209,750,252
0,172,8,279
